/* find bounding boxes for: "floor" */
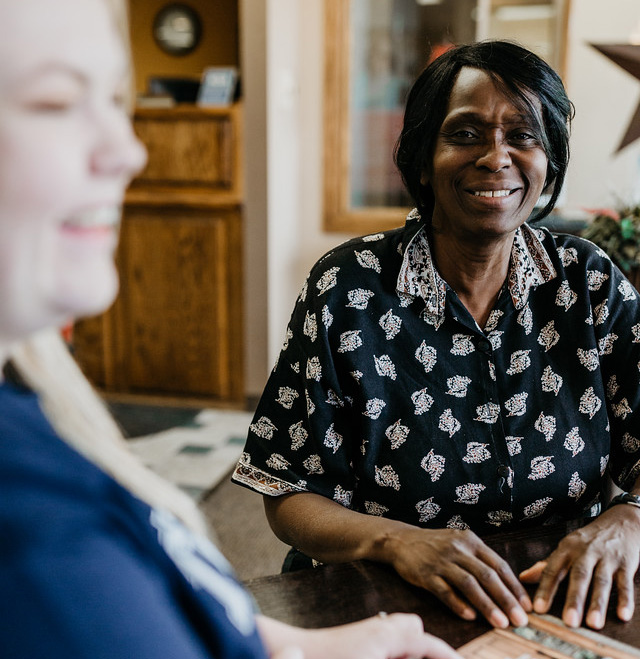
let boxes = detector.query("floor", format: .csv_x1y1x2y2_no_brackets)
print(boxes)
109,399,290,580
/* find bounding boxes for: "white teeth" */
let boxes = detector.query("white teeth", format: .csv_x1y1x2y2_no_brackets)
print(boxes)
474,190,511,198
64,207,121,228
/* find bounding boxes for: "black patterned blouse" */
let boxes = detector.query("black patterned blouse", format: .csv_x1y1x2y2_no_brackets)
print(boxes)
233,210,640,534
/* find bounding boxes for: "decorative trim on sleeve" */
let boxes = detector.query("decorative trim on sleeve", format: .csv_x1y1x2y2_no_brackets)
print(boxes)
232,454,308,497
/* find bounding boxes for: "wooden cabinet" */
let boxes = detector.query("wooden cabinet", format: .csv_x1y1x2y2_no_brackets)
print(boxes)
74,105,244,403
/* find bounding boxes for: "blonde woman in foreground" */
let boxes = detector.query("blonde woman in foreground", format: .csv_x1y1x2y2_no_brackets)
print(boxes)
0,1,462,658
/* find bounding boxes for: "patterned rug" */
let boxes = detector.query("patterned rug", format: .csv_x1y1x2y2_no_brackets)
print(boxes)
108,402,253,501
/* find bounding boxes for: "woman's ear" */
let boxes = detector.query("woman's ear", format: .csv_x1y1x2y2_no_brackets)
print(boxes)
420,170,429,186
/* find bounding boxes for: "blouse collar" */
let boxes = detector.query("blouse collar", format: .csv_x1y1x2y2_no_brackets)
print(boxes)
397,210,557,321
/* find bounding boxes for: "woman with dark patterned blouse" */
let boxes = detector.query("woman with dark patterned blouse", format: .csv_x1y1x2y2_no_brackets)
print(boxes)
233,41,640,632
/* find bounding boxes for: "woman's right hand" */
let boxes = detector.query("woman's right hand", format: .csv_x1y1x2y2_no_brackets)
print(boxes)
261,612,462,659
386,527,531,628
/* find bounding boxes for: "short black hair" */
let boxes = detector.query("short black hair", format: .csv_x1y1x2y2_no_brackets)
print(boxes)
394,40,574,222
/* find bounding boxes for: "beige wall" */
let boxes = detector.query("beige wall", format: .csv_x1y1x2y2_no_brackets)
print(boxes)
129,0,239,93
562,0,640,210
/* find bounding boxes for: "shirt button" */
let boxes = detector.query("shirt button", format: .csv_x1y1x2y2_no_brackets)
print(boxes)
477,339,492,353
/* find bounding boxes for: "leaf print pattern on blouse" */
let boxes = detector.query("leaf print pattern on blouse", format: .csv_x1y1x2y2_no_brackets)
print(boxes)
421,449,445,481
364,398,386,419
535,413,557,442
316,267,340,295
321,305,333,328
555,281,577,311
375,465,401,490
379,310,402,340
475,402,501,423
568,472,586,500
334,484,353,507
632,324,640,343
386,420,410,449
506,436,523,456
593,300,609,326
612,398,633,419
338,330,363,353
505,392,528,417
416,498,441,523
303,311,317,342
587,270,608,291
541,365,563,395
577,348,599,371
579,387,602,419
455,483,486,505
250,416,277,440
324,424,343,454
303,454,324,475
365,501,389,516
306,357,322,381
618,279,636,301
451,334,475,356
517,304,533,335
277,386,299,409
411,388,434,415
564,427,584,457
355,249,382,273
463,442,491,463
528,456,555,480
622,433,640,453
415,341,437,372
374,354,397,380
346,288,375,309
558,246,578,266
289,421,308,450
439,409,461,437
506,350,531,375
266,453,290,470
598,333,617,356
523,497,552,518
446,376,472,397
538,321,560,351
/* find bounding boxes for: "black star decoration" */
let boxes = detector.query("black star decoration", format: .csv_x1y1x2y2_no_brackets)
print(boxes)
591,44,640,152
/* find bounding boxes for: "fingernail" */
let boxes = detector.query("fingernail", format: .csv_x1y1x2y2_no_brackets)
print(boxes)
461,607,477,621
587,611,603,629
490,609,510,628
510,607,529,627
520,594,533,611
565,608,579,628
533,597,547,613
619,606,633,621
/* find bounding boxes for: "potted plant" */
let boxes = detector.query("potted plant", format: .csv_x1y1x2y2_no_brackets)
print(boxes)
581,206,640,289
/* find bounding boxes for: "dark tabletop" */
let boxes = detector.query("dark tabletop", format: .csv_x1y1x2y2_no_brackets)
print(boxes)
245,520,640,649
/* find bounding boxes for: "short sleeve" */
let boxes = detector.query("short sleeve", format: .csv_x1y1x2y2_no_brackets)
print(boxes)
233,269,360,509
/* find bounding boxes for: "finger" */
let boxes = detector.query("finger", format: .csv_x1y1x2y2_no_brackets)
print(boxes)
426,574,478,621
383,614,463,659
584,562,614,630
458,552,530,626
562,557,598,628
444,563,512,628
533,552,570,614
476,545,533,611
519,561,547,583
616,567,636,622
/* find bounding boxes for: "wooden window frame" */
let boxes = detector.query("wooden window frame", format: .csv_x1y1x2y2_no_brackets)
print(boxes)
322,0,572,234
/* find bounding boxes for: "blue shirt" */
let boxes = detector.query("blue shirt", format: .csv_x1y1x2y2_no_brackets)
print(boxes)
0,379,267,659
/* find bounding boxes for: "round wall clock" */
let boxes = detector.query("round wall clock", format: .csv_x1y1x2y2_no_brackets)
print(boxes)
153,3,202,56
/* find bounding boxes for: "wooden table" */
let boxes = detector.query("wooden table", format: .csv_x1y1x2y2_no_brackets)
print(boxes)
245,521,640,650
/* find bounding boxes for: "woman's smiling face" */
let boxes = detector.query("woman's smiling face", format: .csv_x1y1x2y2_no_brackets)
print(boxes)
426,67,548,241
0,0,146,347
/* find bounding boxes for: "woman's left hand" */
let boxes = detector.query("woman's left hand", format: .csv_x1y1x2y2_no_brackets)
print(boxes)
519,505,640,629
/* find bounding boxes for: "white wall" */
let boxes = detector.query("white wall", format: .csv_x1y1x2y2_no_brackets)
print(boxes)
242,0,640,397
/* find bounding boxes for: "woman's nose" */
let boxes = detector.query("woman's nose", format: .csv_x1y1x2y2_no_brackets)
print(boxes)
91,115,147,180
475,138,511,172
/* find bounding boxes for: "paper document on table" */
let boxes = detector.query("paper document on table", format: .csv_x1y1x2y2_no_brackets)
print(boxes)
457,614,640,659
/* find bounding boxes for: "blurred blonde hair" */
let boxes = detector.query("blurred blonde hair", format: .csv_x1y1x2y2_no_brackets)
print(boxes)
7,0,209,539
